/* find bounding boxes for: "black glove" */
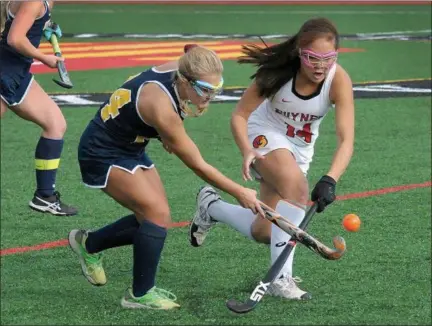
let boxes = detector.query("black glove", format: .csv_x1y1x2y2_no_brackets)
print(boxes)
311,175,337,213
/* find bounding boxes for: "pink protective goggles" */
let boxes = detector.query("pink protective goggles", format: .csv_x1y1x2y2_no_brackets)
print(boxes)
299,49,338,69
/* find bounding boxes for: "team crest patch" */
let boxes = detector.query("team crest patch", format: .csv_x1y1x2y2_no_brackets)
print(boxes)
252,135,268,149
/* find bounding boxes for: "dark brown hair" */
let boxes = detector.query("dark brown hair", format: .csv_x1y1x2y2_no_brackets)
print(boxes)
238,17,339,98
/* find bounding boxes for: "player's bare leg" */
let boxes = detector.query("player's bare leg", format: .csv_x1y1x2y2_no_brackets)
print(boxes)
252,149,311,300
10,80,77,215
0,98,8,118
191,149,311,300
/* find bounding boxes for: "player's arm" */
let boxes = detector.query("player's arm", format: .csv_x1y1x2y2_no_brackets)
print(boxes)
231,80,265,156
6,2,47,62
138,84,263,215
327,65,355,182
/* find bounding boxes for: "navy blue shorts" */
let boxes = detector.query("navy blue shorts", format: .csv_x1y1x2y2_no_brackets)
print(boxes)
0,52,33,106
78,122,154,188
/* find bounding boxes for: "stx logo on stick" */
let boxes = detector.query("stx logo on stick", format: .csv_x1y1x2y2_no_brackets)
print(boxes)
250,281,271,301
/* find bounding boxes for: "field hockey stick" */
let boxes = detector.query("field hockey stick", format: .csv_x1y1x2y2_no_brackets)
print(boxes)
260,202,346,261
49,31,73,89
226,202,319,314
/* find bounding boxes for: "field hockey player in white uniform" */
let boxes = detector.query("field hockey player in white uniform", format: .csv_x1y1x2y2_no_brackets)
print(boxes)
189,17,355,300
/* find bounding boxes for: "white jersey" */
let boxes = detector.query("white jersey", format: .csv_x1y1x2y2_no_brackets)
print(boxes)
247,64,337,175
249,64,336,148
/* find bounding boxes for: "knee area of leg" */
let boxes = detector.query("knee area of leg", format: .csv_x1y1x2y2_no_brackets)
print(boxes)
56,120,67,136
279,183,308,204
297,182,309,205
44,124,66,139
45,116,67,137
135,207,171,228
136,219,167,239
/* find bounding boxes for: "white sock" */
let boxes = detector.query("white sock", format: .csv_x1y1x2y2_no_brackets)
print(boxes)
270,201,306,279
207,200,255,240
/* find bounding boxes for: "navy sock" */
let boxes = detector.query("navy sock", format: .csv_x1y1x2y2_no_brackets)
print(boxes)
132,220,167,297
35,137,64,197
85,214,140,254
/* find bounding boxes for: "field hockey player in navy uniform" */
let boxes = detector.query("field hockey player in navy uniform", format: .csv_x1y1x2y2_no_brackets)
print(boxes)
69,45,264,310
0,1,77,216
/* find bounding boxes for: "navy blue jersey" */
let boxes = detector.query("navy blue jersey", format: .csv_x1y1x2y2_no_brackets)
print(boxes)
0,1,51,64
90,67,183,149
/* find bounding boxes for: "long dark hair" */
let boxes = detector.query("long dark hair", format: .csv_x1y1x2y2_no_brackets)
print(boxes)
238,17,340,98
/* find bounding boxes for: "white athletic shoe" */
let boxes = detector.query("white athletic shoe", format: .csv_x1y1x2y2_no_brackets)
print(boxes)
268,276,312,300
189,185,221,247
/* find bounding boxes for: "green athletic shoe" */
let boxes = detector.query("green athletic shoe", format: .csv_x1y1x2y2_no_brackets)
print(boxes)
68,229,107,286
121,287,180,310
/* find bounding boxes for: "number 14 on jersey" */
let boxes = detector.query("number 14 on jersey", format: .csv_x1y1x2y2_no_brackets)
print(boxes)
285,123,312,143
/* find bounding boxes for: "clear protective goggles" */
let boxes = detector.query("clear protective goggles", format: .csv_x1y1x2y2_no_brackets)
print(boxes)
191,78,224,100
299,49,338,69
179,72,224,100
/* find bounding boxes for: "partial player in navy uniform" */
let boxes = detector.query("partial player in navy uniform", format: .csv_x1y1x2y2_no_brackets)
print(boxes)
68,45,265,310
0,1,77,216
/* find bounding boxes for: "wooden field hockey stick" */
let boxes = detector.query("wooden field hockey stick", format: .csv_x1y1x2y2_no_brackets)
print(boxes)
260,201,346,261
